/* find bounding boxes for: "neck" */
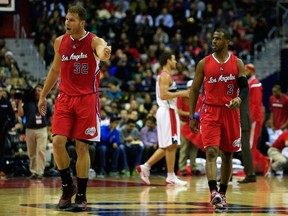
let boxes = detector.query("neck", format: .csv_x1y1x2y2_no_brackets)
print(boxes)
162,66,171,74
214,50,229,63
71,30,87,41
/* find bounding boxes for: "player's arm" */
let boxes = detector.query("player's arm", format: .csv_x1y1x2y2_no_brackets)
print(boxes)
189,58,204,133
92,36,111,62
189,59,204,119
38,36,62,115
159,73,188,100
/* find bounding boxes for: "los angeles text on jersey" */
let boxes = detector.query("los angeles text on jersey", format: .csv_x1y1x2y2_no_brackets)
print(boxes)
62,52,88,61
207,74,236,84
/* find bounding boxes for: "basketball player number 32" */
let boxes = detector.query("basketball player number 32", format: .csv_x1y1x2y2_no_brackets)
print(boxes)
74,62,89,74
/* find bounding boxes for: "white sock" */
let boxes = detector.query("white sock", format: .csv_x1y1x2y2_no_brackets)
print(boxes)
144,163,151,169
167,173,175,179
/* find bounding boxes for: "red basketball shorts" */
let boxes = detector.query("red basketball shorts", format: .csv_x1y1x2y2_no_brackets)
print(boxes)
52,92,101,141
200,104,241,152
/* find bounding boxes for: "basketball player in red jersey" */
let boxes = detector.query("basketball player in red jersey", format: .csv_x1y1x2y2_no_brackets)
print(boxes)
189,28,249,213
37,5,111,211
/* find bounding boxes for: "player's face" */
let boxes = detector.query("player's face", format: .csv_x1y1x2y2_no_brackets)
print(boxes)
169,55,177,69
211,31,227,52
65,12,83,35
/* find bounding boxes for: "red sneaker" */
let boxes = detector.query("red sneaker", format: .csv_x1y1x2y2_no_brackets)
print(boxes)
58,184,77,209
74,194,87,211
215,193,228,213
210,190,222,206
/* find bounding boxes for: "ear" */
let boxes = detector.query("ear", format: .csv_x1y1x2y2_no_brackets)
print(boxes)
81,20,85,28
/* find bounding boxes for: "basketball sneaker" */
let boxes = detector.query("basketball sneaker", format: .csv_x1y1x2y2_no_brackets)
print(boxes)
59,184,77,209
210,190,222,206
215,192,228,213
166,175,188,186
74,194,87,211
136,165,150,185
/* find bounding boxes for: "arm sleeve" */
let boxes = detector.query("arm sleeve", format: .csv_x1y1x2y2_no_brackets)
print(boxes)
237,76,249,100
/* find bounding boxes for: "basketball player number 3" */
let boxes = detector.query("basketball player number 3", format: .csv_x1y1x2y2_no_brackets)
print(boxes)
227,84,234,95
74,62,89,74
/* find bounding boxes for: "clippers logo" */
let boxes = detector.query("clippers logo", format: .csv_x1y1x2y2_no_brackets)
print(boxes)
85,127,96,136
232,138,241,148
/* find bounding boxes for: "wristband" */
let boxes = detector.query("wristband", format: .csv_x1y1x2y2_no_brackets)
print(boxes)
189,112,200,120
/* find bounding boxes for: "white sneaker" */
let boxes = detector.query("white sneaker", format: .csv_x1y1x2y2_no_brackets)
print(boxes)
166,176,188,186
136,165,150,185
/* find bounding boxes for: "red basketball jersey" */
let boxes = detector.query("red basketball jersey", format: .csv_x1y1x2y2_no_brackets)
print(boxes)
58,32,101,96
203,53,239,106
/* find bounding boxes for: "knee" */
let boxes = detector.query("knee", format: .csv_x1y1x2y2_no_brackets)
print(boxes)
205,147,218,159
52,140,65,153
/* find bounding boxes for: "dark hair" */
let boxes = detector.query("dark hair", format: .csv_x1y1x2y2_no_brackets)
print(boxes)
110,115,121,123
146,116,156,124
159,51,173,68
68,5,87,21
127,118,136,124
214,28,231,40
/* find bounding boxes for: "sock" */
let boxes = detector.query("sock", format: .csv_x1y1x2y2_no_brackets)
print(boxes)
77,177,88,195
219,183,228,194
167,173,174,179
59,168,73,185
208,180,218,192
144,163,151,169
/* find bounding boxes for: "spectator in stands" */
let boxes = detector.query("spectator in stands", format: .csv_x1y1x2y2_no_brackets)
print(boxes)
96,116,121,177
19,84,53,179
107,80,122,102
135,9,154,27
267,130,288,173
269,84,288,130
119,118,144,176
155,8,174,33
118,109,128,129
0,86,16,177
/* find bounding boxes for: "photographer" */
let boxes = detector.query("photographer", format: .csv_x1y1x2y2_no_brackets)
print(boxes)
0,86,16,177
18,84,53,179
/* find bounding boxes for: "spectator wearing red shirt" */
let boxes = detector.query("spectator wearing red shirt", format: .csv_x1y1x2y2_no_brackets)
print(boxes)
267,130,288,172
269,85,288,130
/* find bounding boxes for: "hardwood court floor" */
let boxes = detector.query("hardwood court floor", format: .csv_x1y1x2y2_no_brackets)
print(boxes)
0,174,287,216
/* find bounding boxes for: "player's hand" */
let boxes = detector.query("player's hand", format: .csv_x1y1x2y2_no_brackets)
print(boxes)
181,89,190,98
103,45,111,59
189,119,199,134
38,97,47,116
225,97,241,109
